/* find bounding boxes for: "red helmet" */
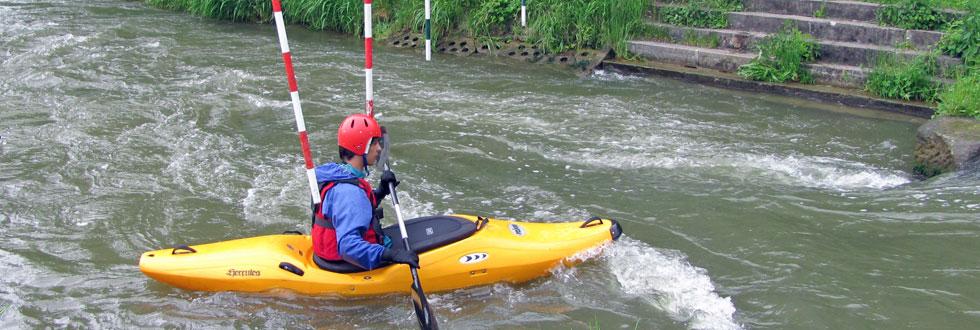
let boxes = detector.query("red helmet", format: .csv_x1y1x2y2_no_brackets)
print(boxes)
337,113,382,155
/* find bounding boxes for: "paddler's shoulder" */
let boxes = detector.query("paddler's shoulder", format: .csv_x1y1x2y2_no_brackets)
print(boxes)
314,162,357,183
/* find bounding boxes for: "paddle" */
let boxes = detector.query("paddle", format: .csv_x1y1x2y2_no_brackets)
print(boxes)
378,128,439,330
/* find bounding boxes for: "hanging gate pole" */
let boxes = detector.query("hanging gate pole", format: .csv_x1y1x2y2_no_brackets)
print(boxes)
425,0,431,61
271,0,320,204
364,0,375,116
521,0,527,27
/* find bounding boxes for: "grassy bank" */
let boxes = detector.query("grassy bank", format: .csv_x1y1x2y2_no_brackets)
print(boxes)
864,0,979,11
144,0,648,55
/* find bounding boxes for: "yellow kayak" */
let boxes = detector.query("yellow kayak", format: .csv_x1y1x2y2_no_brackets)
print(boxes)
139,214,623,296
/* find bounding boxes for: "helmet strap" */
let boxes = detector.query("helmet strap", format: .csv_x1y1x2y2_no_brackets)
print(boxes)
361,154,371,176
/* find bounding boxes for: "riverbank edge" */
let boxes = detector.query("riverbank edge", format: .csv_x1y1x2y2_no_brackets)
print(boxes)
600,59,936,118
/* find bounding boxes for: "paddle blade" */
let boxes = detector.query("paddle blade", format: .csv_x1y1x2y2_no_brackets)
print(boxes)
411,282,438,330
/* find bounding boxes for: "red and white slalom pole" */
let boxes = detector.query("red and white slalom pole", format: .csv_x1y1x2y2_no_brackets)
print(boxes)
521,0,527,27
271,0,321,204
364,0,375,116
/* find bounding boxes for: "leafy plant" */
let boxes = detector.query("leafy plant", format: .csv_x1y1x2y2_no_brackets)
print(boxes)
939,11,980,66
658,2,729,28
468,0,521,36
935,69,980,118
737,25,820,83
865,54,940,101
876,0,949,30
814,1,828,18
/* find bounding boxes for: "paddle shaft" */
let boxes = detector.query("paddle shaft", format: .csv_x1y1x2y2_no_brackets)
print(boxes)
384,161,438,330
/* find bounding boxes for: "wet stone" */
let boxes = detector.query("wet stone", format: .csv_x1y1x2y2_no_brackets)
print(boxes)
915,117,980,177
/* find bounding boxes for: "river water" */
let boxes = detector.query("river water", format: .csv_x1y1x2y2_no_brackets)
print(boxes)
1,0,978,329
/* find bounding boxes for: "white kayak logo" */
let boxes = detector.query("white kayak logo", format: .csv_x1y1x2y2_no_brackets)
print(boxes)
459,253,488,264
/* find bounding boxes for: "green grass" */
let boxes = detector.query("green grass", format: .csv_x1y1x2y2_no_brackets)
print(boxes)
656,0,742,29
939,10,980,66
524,0,648,54
468,0,520,37
865,54,940,101
682,30,720,48
814,1,828,18
145,0,649,56
876,0,951,30
737,24,820,83
864,0,980,11
935,69,980,118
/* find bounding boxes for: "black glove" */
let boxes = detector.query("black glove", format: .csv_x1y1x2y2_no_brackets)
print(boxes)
381,248,419,268
374,170,401,200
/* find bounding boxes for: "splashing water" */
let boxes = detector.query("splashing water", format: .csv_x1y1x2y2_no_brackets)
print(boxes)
605,238,741,330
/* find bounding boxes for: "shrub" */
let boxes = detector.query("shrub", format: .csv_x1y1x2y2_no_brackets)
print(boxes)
865,54,940,101
468,0,521,36
876,0,949,30
737,25,819,83
936,69,980,118
939,11,980,66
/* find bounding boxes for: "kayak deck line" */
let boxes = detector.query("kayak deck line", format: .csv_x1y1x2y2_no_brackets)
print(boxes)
139,215,622,296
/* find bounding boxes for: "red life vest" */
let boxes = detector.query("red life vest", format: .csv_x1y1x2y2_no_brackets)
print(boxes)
311,178,383,261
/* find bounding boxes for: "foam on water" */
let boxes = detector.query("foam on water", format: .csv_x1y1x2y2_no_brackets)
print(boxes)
550,143,909,191
732,153,910,190
604,237,742,330
241,156,307,224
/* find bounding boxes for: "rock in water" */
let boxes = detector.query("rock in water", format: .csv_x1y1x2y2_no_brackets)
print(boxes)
915,117,980,177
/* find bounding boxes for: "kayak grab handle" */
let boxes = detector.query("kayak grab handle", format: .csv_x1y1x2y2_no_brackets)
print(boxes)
171,245,197,255
279,262,305,276
580,216,604,228
475,216,489,231
282,230,304,235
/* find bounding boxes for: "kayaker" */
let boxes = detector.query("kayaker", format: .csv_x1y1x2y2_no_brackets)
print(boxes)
310,113,419,271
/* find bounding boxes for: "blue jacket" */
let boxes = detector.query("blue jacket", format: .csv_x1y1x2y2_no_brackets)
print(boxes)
315,163,385,270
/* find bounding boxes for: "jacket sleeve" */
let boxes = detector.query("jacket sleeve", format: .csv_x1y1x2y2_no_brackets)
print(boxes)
327,184,386,270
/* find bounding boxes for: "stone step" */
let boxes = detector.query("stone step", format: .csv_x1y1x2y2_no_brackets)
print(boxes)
627,40,869,88
743,0,881,22
727,11,944,49
642,22,962,70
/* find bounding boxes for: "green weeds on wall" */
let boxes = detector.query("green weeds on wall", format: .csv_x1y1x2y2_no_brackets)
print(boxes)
657,0,742,29
737,25,819,83
865,54,940,101
876,0,950,30
939,11,980,66
935,69,980,118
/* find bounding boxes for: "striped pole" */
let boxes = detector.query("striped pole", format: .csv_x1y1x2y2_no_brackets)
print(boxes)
521,0,527,27
424,0,431,61
271,0,321,204
364,0,375,116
